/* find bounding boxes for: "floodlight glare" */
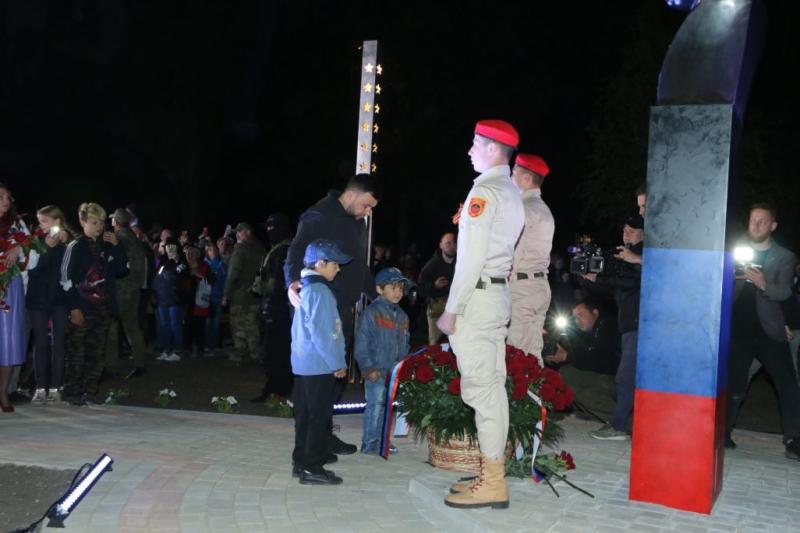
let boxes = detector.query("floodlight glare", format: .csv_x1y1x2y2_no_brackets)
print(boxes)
47,454,114,528
733,246,754,263
555,316,569,330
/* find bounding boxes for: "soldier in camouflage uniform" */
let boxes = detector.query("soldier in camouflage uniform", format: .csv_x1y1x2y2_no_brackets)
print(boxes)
106,208,149,379
222,222,265,362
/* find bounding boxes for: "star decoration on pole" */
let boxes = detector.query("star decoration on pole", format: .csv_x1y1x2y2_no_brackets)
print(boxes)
364,63,374,73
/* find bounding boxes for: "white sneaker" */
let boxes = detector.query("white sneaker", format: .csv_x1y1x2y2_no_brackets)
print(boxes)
32,388,48,403
47,389,63,403
157,351,169,361
164,353,181,362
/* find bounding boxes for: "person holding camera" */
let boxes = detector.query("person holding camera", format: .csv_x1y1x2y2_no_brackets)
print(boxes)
507,153,554,363
544,300,620,421
726,204,800,460
581,213,643,440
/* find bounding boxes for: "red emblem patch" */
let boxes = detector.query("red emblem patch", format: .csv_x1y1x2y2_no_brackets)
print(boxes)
468,197,487,218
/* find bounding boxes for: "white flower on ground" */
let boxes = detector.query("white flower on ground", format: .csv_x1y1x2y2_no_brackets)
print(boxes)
169,390,177,398
211,396,219,403
226,396,238,405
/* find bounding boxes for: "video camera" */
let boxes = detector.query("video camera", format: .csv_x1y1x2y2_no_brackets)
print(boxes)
568,243,612,275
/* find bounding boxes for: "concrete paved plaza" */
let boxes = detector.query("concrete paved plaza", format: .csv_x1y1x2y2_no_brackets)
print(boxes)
1,404,798,532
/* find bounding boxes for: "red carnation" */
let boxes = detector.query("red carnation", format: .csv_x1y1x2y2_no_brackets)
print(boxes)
540,383,557,402
526,366,542,383
415,365,435,384
447,377,461,395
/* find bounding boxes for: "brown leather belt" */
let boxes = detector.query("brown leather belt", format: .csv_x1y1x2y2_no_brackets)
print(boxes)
516,272,546,280
475,277,506,289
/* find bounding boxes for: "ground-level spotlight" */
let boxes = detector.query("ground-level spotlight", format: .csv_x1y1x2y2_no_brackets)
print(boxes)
47,454,114,528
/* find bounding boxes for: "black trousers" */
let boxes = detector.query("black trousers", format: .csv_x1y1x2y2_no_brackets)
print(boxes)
262,318,293,396
293,374,335,472
727,337,800,440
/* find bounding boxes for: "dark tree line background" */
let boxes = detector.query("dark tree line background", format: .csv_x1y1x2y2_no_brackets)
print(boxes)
1,1,798,256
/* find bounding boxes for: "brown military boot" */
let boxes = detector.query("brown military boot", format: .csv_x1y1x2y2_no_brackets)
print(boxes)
449,473,478,494
444,456,509,509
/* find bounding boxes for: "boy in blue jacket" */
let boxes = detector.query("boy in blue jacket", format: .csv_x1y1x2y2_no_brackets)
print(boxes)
291,239,351,485
355,267,411,454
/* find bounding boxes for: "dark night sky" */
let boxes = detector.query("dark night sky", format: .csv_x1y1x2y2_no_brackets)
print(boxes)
1,0,798,259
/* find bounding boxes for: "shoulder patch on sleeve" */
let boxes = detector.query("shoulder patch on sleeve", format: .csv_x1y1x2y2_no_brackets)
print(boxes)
467,197,487,218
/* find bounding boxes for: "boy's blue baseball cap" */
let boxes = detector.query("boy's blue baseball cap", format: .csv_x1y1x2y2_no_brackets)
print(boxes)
304,239,352,265
375,267,410,286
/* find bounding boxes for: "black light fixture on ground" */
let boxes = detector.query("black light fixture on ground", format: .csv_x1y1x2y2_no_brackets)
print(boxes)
46,453,114,528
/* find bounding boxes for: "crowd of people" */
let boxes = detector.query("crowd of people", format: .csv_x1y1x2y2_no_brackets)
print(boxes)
2,114,800,509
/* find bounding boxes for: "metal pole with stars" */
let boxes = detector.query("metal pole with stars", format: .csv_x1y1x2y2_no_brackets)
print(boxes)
351,40,383,383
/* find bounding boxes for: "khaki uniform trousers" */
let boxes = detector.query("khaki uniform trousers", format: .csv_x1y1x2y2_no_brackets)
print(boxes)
507,278,551,362
449,285,510,460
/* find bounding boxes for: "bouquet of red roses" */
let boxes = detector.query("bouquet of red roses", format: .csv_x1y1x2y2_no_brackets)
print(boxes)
395,343,574,450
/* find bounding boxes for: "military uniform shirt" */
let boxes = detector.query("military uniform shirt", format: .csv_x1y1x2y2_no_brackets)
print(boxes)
512,188,554,275
445,165,525,315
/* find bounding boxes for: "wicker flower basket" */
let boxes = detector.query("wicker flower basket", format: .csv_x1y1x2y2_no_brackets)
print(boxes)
427,432,515,474
427,432,482,473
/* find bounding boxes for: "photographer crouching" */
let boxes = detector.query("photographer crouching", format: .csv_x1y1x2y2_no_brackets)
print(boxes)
544,300,620,421
580,214,644,440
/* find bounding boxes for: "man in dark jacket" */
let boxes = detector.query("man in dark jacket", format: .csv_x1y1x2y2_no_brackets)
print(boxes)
582,214,643,440
545,300,620,421
284,173,380,455
417,232,456,344
252,212,294,401
726,204,800,460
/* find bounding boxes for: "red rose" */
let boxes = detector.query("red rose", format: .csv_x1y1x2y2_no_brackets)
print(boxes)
541,368,564,387
553,394,567,411
398,362,414,382
526,366,542,383
431,349,452,367
540,383,557,402
413,354,431,368
524,355,541,372
415,365,435,384
507,353,528,376
512,380,528,400
559,451,576,470
447,377,461,395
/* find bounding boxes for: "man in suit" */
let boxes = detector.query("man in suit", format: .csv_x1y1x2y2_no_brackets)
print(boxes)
726,203,800,461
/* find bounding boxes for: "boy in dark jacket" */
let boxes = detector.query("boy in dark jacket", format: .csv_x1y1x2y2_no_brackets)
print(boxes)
291,239,351,486
355,267,411,454
60,203,128,405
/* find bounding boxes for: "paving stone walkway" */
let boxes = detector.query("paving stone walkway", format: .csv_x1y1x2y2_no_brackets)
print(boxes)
1,404,798,532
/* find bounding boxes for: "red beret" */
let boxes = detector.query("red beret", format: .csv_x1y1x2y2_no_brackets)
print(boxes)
514,153,549,177
474,119,519,148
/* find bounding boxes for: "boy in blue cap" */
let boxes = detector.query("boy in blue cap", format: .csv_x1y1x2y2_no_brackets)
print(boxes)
355,267,411,454
291,238,351,485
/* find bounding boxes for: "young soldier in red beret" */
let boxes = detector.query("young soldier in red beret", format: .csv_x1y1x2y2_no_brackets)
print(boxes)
507,153,554,364
437,119,525,509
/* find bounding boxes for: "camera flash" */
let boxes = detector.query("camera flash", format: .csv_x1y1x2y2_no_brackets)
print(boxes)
555,316,568,330
733,246,754,263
